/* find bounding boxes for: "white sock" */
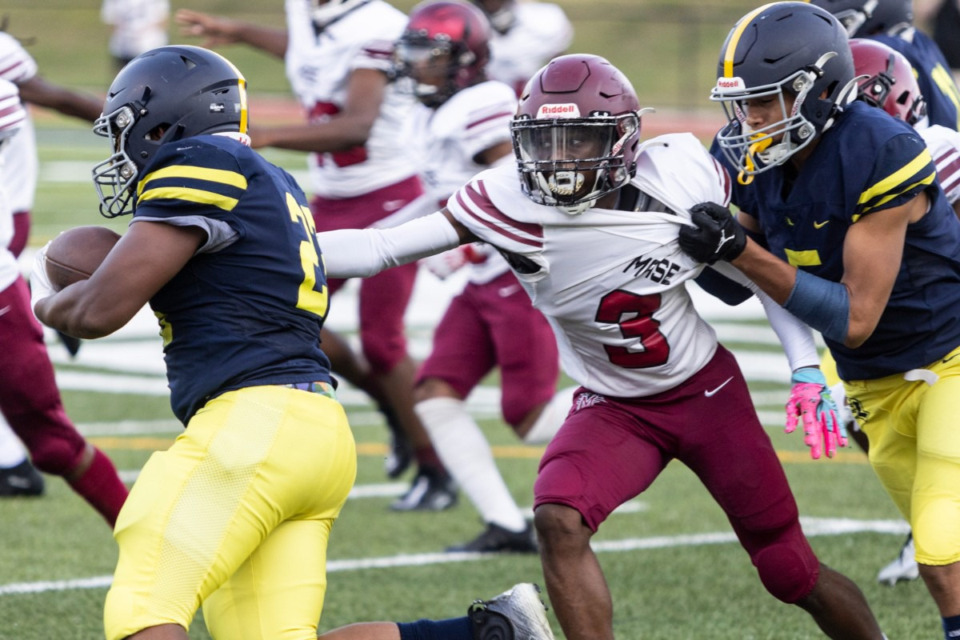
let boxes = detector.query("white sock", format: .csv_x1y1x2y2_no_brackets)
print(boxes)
522,386,577,445
0,414,29,468
415,397,527,532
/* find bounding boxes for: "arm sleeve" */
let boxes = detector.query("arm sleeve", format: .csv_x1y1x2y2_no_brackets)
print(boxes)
318,211,461,278
710,261,820,371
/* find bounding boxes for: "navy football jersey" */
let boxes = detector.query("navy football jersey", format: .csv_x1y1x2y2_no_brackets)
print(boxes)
871,31,960,131
132,135,332,423
714,101,960,380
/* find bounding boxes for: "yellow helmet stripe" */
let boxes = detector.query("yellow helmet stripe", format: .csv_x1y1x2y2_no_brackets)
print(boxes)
209,49,249,134
722,3,780,78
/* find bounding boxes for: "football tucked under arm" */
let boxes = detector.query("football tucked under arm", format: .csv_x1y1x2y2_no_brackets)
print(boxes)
318,211,461,278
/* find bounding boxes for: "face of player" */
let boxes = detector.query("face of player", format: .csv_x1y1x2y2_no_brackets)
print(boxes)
524,124,611,202
404,48,453,89
740,90,797,144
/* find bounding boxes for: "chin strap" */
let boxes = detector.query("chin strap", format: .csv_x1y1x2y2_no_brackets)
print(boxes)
738,136,772,185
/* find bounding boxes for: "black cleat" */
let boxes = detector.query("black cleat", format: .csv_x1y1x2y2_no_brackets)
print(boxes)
0,459,45,497
447,522,538,553
55,330,82,358
389,466,458,511
379,405,413,479
469,583,555,640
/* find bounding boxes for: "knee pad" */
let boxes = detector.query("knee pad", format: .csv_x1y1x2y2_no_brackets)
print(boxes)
23,421,86,476
361,330,407,372
754,542,819,603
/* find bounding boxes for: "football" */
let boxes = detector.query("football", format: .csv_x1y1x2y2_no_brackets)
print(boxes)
45,225,121,291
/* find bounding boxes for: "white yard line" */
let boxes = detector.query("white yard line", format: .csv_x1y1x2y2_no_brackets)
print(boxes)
0,516,908,596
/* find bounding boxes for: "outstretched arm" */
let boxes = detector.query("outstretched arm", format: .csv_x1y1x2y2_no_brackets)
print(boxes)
17,75,103,122
318,209,475,278
176,9,288,58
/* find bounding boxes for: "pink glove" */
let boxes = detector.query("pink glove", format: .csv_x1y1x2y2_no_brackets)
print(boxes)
785,367,847,459
420,246,469,280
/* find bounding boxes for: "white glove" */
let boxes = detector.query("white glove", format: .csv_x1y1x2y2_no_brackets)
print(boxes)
30,241,55,318
420,246,468,280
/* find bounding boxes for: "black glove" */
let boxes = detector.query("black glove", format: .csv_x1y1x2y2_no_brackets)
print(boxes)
678,202,747,265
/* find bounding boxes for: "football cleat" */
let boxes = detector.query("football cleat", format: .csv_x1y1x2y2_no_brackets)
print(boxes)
469,583,555,640
379,404,413,479
0,459,45,497
389,466,458,511
877,532,919,586
56,330,82,358
447,521,538,554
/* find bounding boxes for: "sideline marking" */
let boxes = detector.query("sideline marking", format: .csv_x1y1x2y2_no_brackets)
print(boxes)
0,517,908,596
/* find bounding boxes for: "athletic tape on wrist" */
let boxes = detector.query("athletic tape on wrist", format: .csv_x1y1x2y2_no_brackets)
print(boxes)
783,269,850,344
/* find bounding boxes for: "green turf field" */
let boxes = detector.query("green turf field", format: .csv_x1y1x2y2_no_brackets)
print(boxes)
0,2,937,639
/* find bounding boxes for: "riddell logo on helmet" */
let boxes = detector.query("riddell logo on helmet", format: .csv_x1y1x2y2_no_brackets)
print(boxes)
537,103,581,118
714,77,746,92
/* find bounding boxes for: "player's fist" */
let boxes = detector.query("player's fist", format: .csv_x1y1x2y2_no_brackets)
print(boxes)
678,202,746,265
421,246,469,279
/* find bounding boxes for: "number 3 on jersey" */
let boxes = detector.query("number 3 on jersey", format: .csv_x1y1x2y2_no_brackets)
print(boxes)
595,290,669,368
286,193,329,319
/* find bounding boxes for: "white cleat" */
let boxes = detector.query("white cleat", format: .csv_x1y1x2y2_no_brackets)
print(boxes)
877,533,919,586
469,583,556,640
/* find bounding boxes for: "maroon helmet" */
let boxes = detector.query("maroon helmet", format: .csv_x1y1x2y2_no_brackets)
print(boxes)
850,38,926,125
396,0,491,108
511,54,644,214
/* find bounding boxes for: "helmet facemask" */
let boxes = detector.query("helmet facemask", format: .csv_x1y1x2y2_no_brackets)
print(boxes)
92,105,143,218
395,36,474,108
512,112,640,215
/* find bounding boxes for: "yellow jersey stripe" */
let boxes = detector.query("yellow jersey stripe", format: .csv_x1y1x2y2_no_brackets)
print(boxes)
138,186,240,211
723,4,777,78
138,165,248,197
857,148,934,206
861,176,936,213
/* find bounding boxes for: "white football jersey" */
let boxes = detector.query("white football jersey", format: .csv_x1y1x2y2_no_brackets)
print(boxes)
446,133,732,397
0,33,38,214
921,124,960,205
0,182,19,290
284,0,419,198
487,2,573,95
101,0,169,59
405,79,517,284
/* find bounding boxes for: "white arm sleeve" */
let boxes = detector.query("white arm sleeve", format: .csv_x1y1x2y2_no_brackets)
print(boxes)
318,211,461,278
709,262,820,371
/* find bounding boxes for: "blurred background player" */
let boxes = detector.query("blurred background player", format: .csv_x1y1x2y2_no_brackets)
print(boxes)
0,24,119,504
811,0,960,130
820,37,960,587
0,77,127,523
101,0,170,71
916,0,960,86
390,0,574,547
468,0,572,96
176,0,457,508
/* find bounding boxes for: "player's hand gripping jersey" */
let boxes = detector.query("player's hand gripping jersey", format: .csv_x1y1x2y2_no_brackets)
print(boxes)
447,133,736,397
